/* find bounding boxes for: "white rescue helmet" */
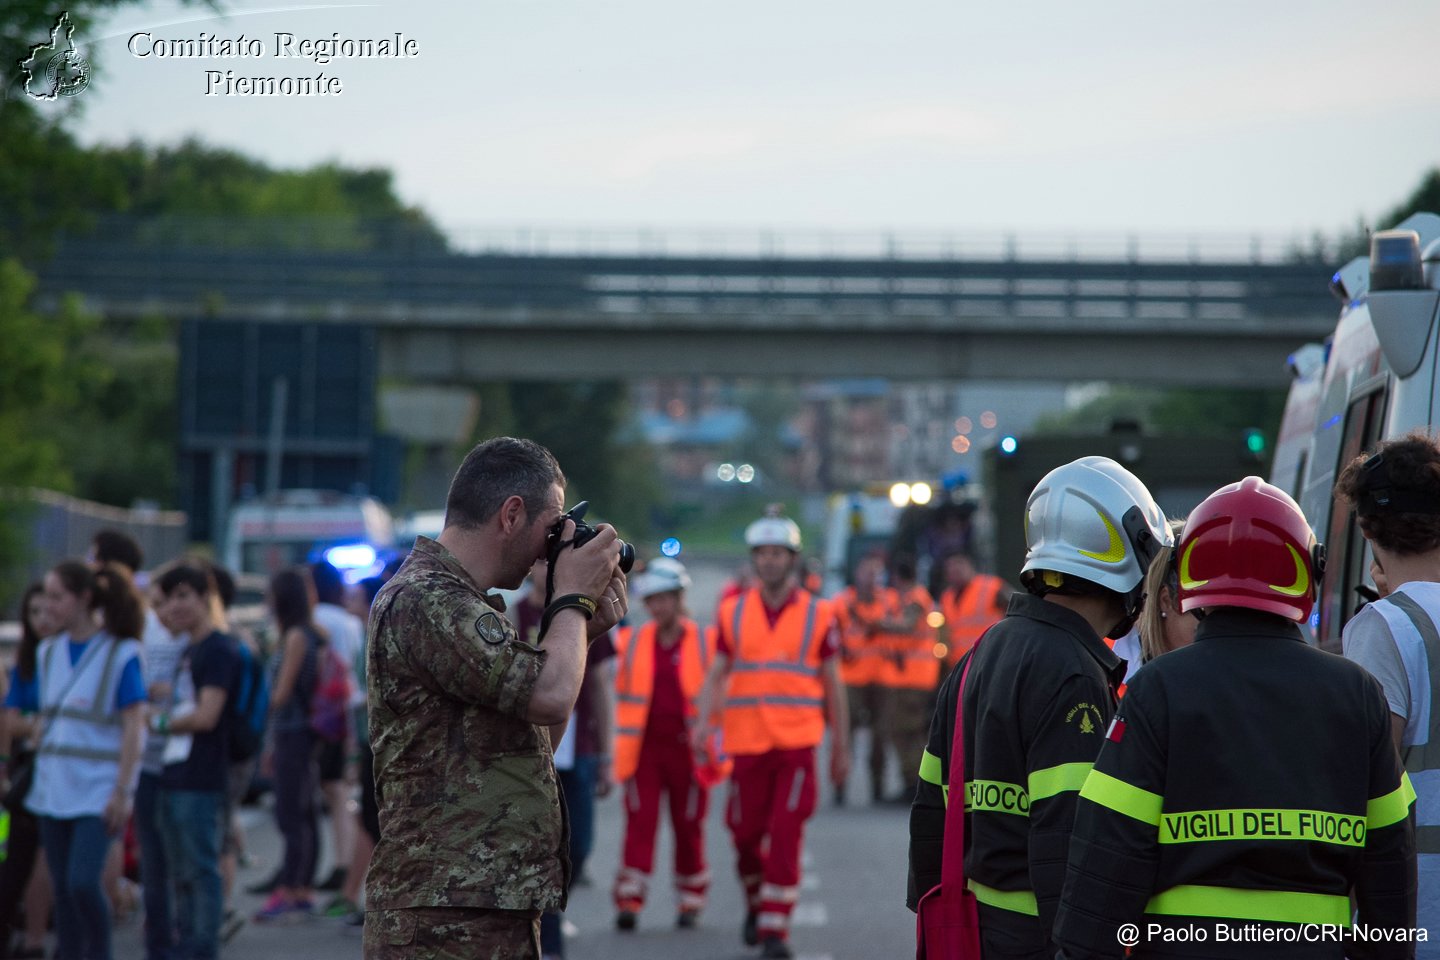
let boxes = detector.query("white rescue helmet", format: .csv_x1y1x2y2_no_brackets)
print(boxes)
634,557,692,599
1021,456,1172,611
744,506,802,552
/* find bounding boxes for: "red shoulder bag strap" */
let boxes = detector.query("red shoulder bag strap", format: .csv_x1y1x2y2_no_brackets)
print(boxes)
939,639,980,891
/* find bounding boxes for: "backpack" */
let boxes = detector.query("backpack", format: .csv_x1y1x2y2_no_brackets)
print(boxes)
310,636,352,744
228,640,271,763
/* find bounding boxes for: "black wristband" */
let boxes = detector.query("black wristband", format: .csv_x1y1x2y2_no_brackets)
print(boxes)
539,593,597,642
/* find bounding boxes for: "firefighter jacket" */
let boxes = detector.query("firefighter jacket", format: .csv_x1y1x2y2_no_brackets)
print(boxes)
940,574,1007,668
1053,609,1417,960
613,619,712,783
907,592,1124,953
718,587,836,756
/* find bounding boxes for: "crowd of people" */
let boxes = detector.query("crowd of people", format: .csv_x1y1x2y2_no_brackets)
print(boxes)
0,531,382,960
2,428,1435,960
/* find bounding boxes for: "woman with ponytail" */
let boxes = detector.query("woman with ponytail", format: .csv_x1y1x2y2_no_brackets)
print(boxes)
24,561,148,960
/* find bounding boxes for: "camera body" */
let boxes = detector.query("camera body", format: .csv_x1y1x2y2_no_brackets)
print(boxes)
546,500,635,574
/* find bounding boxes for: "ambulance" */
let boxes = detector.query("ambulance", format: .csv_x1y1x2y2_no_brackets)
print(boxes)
1270,212,1440,650
223,489,395,581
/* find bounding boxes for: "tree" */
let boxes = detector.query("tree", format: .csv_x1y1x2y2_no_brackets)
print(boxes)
0,258,104,600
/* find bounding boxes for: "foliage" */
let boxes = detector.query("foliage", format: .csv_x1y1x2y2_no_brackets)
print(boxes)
467,382,663,545
0,258,105,590
1033,385,1287,451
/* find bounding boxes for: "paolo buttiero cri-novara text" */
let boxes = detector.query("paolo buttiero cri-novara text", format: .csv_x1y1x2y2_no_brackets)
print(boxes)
126,31,420,96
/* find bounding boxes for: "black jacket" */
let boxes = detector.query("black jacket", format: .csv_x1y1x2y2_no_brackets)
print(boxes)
1053,609,1417,959
908,592,1124,954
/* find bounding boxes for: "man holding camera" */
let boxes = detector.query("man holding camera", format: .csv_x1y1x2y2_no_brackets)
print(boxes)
364,437,628,959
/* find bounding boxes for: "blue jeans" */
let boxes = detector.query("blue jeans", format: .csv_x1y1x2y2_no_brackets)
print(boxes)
135,773,175,960
157,789,225,960
38,815,113,960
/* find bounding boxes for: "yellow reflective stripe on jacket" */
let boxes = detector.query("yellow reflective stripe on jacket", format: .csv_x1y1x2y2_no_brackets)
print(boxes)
1367,772,1417,830
1028,762,1092,802
919,749,950,807
965,779,1030,816
966,879,1038,917
1145,884,1351,926
1159,808,1366,847
1079,769,1163,826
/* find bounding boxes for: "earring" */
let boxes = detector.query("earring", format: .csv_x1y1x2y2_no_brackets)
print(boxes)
1160,611,1168,619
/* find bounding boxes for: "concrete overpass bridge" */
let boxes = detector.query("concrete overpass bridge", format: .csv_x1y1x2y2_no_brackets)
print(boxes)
32,218,1340,386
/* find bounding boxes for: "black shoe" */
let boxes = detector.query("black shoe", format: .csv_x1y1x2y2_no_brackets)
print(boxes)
317,867,347,892
245,872,281,896
344,910,366,927
615,910,638,932
833,784,847,807
761,935,794,959
220,908,245,944
677,908,699,929
742,911,758,946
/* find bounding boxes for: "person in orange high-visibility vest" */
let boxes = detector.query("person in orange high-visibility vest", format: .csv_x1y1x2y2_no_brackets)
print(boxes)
611,558,722,933
831,553,898,806
873,556,938,802
936,551,1010,682
692,508,849,960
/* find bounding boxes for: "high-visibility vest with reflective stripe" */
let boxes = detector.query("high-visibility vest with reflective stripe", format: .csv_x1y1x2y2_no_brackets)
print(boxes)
720,588,832,755
1375,590,1440,855
28,633,140,820
835,587,897,687
613,619,710,782
881,584,940,690
941,575,1004,668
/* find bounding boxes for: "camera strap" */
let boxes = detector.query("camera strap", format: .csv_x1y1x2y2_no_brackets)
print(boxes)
543,538,578,607
538,593,597,643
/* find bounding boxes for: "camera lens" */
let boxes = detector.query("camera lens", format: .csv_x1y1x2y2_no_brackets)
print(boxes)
618,542,635,574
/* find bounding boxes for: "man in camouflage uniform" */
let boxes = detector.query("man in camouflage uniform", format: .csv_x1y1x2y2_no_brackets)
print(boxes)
364,437,628,959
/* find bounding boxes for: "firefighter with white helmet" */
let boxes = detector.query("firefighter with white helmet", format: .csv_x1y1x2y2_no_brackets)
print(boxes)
693,506,849,959
908,456,1172,960
611,555,724,933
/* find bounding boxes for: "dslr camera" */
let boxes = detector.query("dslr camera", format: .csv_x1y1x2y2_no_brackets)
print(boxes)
546,501,635,574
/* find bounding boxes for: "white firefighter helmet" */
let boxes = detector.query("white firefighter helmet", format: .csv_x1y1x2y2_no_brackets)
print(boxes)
634,557,692,599
744,506,802,552
1021,455,1171,605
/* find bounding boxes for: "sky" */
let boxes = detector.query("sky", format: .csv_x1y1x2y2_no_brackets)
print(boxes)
23,0,1440,249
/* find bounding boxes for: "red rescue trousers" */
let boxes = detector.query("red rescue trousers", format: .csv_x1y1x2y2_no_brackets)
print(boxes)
725,746,818,943
614,738,710,915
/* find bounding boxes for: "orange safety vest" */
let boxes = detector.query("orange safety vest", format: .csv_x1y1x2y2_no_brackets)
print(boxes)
612,619,711,782
719,588,833,756
881,584,940,690
940,574,1006,668
835,586,900,687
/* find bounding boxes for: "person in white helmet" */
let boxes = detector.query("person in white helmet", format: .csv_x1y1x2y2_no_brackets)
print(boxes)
906,457,1171,960
611,558,726,933
692,507,850,960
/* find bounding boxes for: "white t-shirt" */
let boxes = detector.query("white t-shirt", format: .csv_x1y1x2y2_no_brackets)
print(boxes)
1343,581,1439,956
141,610,187,776
314,602,366,709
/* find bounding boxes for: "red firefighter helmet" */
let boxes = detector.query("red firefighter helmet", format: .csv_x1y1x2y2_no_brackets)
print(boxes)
1176,476,1321,623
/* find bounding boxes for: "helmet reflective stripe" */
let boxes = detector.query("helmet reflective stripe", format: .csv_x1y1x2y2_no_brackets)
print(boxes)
1077,512,1126,564
1178,539,1209,590
1270,544,1310,597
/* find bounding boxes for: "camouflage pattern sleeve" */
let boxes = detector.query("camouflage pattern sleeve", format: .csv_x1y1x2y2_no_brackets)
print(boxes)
397,581,547,720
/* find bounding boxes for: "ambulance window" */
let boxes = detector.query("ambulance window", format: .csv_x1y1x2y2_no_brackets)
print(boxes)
1317,392,1384,651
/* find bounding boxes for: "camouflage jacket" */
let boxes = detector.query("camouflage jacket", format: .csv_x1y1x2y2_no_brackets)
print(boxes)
365,536,569,911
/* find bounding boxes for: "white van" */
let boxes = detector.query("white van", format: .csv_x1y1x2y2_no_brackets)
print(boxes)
223,489,395,580
1271,212,1440,649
